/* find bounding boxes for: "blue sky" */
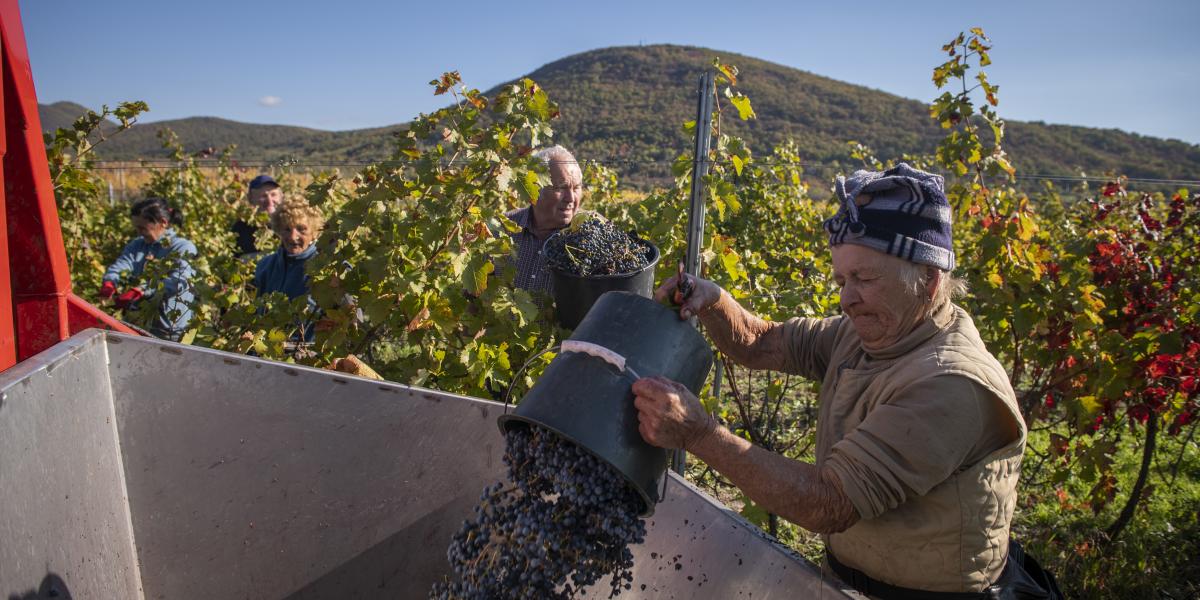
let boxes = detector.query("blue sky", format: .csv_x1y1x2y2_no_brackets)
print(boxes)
20,0,1200,146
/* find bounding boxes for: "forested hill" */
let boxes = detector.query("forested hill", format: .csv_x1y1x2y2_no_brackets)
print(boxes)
37,101,401,165
40,45,1200,186
500,45,1200,184
39,101,108,133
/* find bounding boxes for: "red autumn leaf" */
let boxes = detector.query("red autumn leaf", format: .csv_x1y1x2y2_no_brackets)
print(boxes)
1049,433,1069,456
1129,404,1151,423
1179,376,1197,395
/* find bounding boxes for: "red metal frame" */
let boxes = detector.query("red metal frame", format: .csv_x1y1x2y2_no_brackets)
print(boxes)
1,0,137,371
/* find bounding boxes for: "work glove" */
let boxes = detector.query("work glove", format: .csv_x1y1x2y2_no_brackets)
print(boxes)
99,281,117,299
114,287,144,309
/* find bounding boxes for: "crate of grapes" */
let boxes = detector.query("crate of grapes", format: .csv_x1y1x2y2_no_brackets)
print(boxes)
543,213,660,329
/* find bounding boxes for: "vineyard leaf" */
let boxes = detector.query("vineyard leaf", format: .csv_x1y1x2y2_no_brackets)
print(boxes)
720,247,743,282
450,251,470,277
463,254,494,295
518,170,541,205
729,95,756,121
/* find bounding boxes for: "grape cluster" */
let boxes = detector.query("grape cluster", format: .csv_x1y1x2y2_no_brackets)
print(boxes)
543,217,653,277
430,425,647,599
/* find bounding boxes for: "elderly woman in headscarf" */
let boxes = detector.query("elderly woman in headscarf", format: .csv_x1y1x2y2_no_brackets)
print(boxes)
632,164,1043,598
100,197,197,341
253,197,324,343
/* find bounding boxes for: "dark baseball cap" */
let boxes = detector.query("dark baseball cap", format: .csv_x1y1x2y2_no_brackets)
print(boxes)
248,174,279,190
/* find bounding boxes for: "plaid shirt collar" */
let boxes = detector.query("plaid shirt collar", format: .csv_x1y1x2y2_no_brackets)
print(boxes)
503,206,553,299
510,206,537,233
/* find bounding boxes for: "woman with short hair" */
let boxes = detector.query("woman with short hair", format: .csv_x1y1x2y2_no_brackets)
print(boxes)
100,197,197,341
254,198,324,343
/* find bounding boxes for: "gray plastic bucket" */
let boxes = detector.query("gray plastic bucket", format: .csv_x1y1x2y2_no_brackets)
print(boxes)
498,291,712,516
547,237,660,330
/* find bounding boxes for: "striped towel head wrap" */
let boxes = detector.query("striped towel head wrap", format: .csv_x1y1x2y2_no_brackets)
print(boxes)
823,163,955,271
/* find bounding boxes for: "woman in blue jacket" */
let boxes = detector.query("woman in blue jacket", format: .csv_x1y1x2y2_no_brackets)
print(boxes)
100,197,196,341
254,198,323,343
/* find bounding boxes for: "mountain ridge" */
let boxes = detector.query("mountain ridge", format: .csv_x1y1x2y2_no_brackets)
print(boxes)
38,44,1200,186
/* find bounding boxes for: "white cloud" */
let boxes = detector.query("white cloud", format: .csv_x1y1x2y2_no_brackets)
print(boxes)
258,96,283,107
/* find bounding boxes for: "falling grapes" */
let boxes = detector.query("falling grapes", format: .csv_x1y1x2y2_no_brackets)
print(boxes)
543,214,653,277
430,425,646,599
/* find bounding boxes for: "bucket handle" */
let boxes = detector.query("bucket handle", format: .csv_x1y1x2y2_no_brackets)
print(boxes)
503,344,559,415
502,341,643,413
558,340,641,378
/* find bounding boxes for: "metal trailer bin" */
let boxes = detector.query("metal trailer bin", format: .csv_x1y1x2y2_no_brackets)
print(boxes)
0,330,850,599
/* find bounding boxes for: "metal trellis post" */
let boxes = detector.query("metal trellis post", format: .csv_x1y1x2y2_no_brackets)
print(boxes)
674,70,716,476
684,70,714,285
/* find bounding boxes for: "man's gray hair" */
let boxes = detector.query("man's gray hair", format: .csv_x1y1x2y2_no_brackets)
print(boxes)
897,260,968,316
534,145,578,169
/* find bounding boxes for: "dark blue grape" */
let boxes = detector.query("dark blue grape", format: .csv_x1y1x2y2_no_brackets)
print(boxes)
430,425,647,599
543,217,652,278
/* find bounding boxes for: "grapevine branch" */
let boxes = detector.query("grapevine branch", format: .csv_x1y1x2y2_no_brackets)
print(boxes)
1104,414,1158,545
1166,420,1198,488
52,115,142,187
350,130,516,358
722,361,763,446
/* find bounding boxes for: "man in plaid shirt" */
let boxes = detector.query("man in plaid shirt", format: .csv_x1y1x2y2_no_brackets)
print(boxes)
503,146,584,302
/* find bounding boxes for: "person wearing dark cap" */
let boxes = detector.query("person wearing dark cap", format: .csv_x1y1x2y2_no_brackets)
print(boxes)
232,174,283,258
633,165,1054,598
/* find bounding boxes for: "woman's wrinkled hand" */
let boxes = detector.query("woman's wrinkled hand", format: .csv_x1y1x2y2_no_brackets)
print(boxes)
653,273,722,320
632,376,717,450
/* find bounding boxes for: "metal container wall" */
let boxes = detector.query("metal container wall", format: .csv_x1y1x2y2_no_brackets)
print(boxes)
0,332,143,600
0,330,850,599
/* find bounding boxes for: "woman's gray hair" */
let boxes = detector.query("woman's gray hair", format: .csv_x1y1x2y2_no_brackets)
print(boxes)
897,260,968,316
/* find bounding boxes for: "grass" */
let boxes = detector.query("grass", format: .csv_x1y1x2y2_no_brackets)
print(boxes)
1017,422,1200,599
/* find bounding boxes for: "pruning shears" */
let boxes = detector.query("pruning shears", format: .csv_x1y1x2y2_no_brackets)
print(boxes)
674,260,694,306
